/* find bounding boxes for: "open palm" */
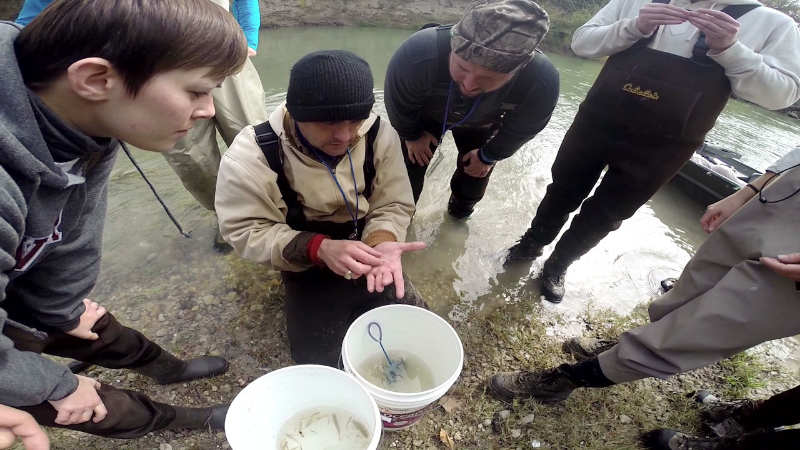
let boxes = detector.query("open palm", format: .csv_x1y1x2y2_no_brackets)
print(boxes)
366,241,426,297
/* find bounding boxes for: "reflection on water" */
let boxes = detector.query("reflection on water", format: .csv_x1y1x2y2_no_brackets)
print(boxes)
97,27,798,361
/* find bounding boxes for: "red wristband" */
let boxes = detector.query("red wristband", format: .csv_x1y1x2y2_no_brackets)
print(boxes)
307,234,330,267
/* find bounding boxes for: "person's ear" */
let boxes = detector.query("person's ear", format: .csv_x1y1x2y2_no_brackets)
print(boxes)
66,58,121,101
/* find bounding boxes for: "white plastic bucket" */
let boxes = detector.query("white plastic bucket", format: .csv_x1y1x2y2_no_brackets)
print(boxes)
342,305,464,430
225,365,382,450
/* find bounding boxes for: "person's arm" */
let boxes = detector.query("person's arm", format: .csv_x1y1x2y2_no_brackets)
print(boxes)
361,122,416,247
571,0,652,58
384,35,438,143
7,151,117,332
700,146,800,233
15,0,53,26
231,0,260,51
0,168,79,408
478,57,560,163
707,15,800,111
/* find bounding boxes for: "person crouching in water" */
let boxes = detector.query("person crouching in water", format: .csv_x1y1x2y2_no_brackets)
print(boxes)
216,50,427,366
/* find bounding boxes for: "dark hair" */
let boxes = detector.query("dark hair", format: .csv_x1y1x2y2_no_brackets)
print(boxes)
15,0,248,95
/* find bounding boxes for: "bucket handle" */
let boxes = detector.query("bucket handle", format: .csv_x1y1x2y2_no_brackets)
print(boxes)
367,322,383,342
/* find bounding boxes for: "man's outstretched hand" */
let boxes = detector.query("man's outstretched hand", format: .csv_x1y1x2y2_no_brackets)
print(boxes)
366,241,427,298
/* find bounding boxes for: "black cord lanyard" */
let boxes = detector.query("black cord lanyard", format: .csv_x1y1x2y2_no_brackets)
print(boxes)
440,80,482,144
757,162,800,204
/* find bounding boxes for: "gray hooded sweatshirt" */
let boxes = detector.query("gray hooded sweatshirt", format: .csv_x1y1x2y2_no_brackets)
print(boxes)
0,22,118,407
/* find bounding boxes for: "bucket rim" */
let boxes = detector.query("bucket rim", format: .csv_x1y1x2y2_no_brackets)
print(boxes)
343,304,464,398
225,364,383,449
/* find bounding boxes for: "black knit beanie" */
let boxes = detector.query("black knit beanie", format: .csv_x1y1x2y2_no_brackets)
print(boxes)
286,50,375,122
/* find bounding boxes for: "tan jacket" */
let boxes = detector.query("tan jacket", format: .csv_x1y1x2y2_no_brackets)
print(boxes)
216,103,415,272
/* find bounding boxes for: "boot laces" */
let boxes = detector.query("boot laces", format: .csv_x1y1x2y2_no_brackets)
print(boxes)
676,434,722,450
707,399,754,415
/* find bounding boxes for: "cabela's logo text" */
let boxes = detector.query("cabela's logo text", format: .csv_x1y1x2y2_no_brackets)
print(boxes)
622,83,659,100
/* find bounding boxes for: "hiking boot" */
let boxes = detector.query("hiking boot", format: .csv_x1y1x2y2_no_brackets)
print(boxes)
661,277,678,293
505,231,545,264
447,195,473,219
641,429,733,450
562,337,618,361
540,260,567,303
165,404,229,431
487,368,578,404
134,351,229,385
694,390,759,438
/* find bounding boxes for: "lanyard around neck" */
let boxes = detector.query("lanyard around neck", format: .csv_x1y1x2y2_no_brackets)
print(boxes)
440,80,482,141
297,125,360,238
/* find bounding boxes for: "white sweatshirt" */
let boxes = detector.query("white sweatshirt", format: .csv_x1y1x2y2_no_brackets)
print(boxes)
571,0,800,110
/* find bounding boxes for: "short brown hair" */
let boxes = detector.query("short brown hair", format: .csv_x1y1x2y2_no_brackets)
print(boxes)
15,0,248,95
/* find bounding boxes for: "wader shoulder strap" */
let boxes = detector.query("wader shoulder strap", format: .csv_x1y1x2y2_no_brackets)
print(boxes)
436,25,454,86
252,119,381,229
639,0,761,59
362,117,381,200
693,5,761,63
252,122,307,229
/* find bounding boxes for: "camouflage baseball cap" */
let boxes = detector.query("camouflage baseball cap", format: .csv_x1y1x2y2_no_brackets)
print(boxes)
451,0,550,73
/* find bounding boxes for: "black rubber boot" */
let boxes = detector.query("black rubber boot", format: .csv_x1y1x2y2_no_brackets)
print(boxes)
661,277,678,293
641,429,734,450
163,405,229,431
505,230,546,265
540,257,569,303
213,229,233,254
562,337,619,361
134,351,229,385
447,194,474,219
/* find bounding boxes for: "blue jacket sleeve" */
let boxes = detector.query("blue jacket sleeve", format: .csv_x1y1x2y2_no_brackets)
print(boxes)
231,0,260,51
15,0,54,26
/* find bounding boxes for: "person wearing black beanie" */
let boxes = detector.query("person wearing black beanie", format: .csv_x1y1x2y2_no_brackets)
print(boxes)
215,50,428,366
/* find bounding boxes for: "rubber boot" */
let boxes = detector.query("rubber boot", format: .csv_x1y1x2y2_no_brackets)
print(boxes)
163,405,229,431
134,350,228,385
447,194,474,219
505,230,546,265
213,227,233,254
540,256,570,303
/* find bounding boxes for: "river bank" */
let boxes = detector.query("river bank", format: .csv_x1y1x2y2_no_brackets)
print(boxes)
30,255,799,450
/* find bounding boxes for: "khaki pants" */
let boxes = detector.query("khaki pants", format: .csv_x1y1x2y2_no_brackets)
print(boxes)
162,0,268,210
598,167,800,383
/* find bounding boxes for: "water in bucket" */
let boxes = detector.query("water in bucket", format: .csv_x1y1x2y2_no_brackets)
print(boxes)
356,350,436,393
276,406,371,450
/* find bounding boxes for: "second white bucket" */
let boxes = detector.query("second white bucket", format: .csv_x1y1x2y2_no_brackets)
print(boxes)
342,304,464,430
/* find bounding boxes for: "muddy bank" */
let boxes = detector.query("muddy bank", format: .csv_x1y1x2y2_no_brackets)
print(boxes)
33,255,799,449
